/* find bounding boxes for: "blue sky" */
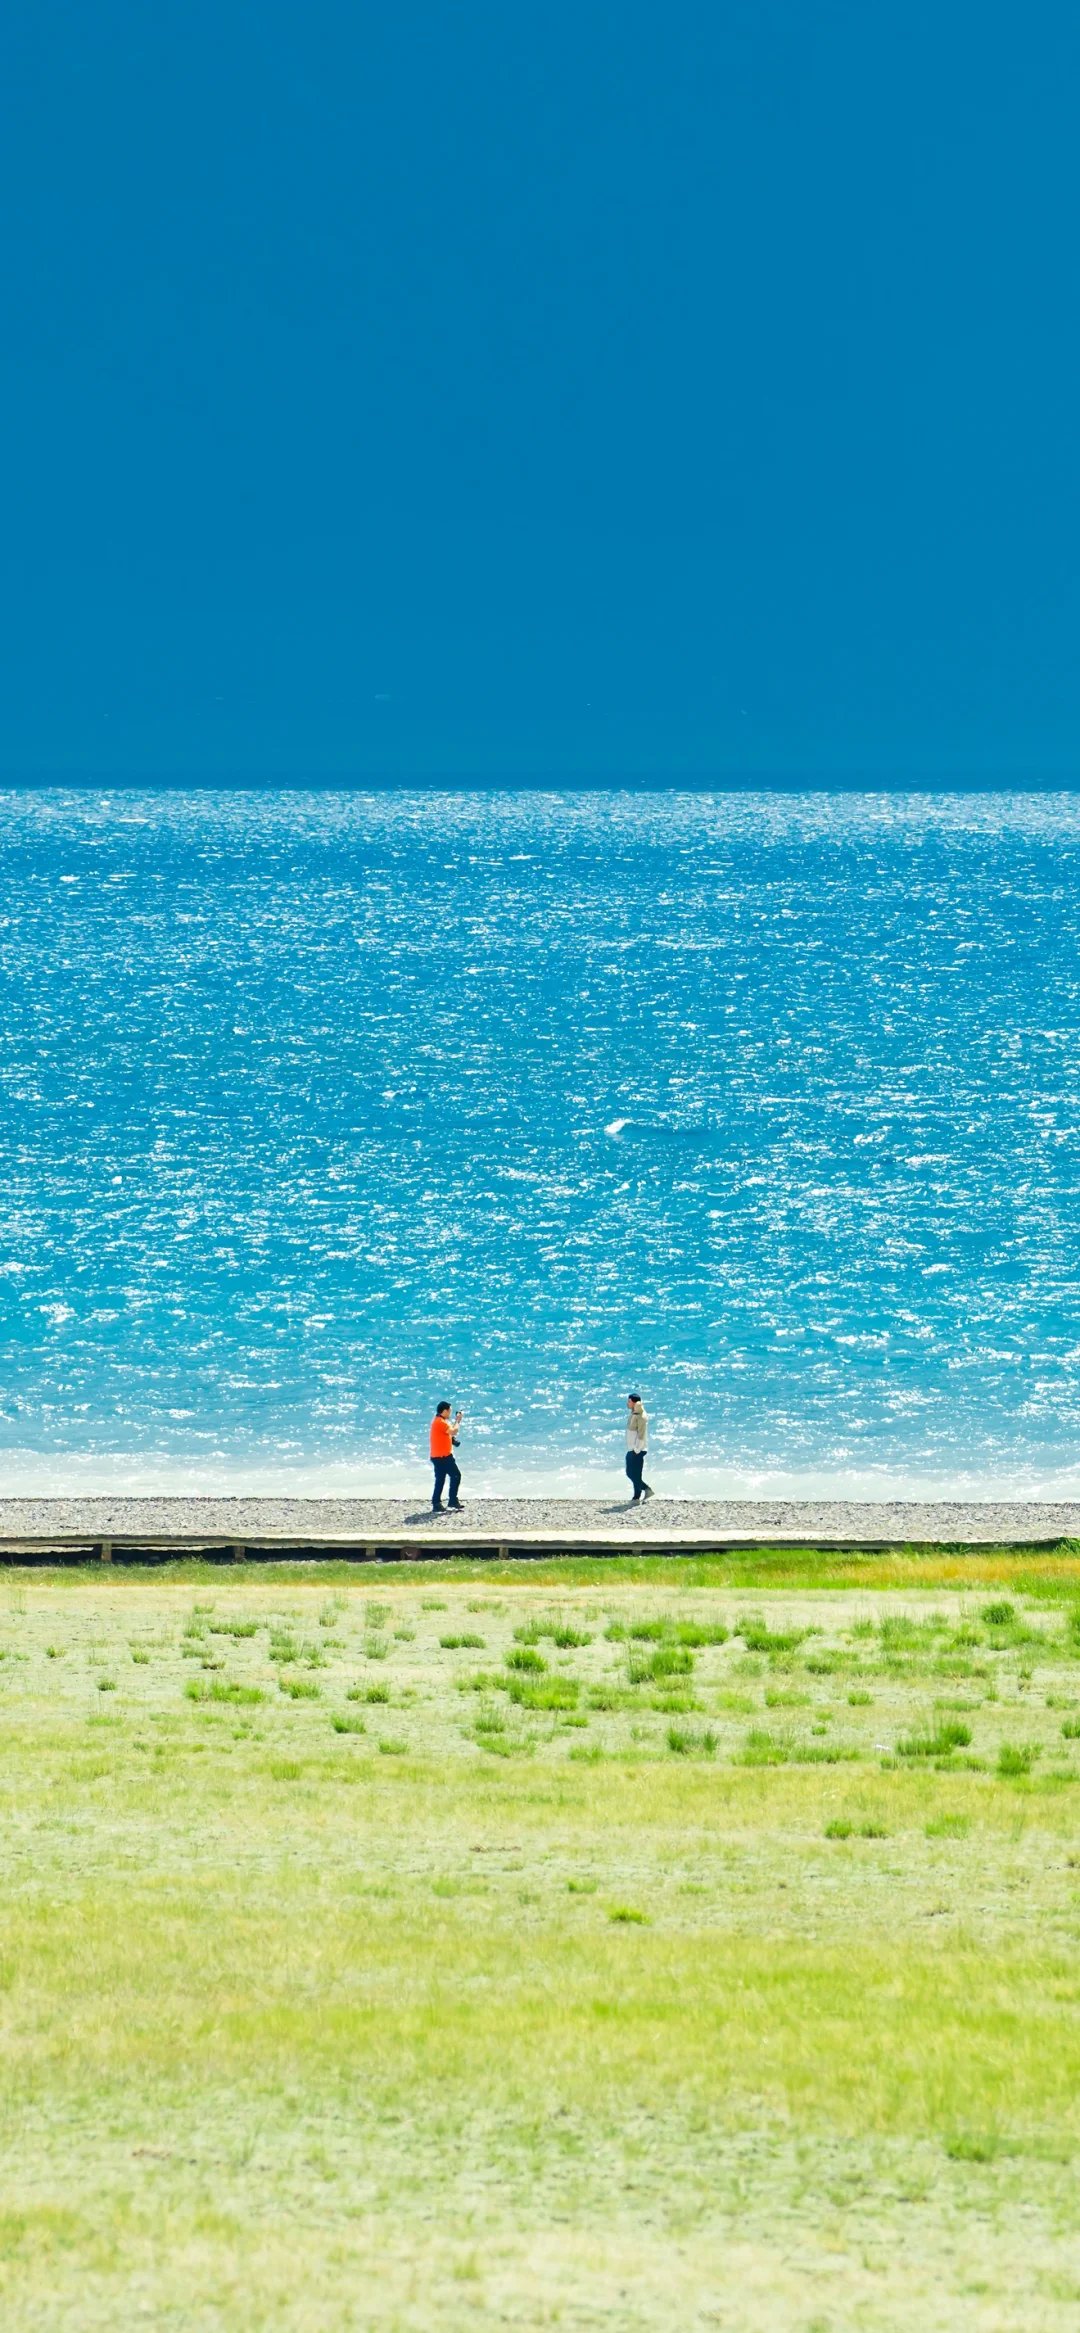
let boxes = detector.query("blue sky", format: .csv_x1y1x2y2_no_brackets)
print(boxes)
2,0,1078,780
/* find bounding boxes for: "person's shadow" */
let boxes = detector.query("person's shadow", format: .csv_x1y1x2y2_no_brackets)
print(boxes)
398,1501,651,1524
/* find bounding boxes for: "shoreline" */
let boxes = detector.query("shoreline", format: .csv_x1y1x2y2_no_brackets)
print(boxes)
0,1492,1079,1554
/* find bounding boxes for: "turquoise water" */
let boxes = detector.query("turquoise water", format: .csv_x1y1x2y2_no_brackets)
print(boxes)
1,788,1079,1494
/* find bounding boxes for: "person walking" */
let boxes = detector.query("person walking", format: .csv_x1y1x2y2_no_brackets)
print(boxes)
625,1392,653,1502
430,1400,464,1512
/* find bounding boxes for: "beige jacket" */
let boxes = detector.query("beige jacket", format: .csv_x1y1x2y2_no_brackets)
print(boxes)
626,1404,648,1454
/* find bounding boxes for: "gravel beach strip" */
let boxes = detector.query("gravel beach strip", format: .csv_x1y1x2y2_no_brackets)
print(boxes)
0,1494,1078,1549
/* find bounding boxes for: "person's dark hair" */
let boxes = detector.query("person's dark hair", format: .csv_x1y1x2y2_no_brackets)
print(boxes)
435,1400,451,1416
628,1391,641,1403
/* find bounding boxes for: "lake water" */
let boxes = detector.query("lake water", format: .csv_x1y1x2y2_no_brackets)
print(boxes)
1,786,1079,1495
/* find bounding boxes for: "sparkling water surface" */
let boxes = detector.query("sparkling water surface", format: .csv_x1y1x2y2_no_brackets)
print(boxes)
2,788,1079,1494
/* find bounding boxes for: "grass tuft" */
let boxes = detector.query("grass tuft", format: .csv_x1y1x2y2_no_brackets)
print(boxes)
945,2132,1011,2163
515,1618,592,1647
474,1700,506,1734
607,1616,726,1647
507,1676,579,1711
185,1679,264,1706
739,1624,805,1654
628,1644,694,1684
742,1728,789,1766
666,1725,717,1757
897,1721,972,1758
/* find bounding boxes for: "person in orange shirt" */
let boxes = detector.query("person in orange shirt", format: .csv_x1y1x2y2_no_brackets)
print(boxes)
429,1400,464,1512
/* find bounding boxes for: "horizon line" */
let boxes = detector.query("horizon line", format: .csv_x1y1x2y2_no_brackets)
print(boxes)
3,771,1080,794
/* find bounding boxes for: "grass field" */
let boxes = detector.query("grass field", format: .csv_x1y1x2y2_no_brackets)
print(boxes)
3,1548,1080,2330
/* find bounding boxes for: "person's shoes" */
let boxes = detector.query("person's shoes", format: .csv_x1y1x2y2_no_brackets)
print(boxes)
431,1504,447,1515
642,1483,654,1499
630,1494,641,1504
448,1500,465,1511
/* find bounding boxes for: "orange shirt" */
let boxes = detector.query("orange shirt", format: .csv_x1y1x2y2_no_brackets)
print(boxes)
430,1415,453,1458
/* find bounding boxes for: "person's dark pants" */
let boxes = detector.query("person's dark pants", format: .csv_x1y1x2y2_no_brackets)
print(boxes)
626,1450,649,1501
432,1455,462,1510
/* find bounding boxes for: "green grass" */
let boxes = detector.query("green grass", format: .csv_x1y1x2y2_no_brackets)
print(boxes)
506,1674,579,1710
514,1616,593,1647
666,1723,717,1757
897,1720,973,1759
184,1676,264,1705
1,1554,1080,2327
